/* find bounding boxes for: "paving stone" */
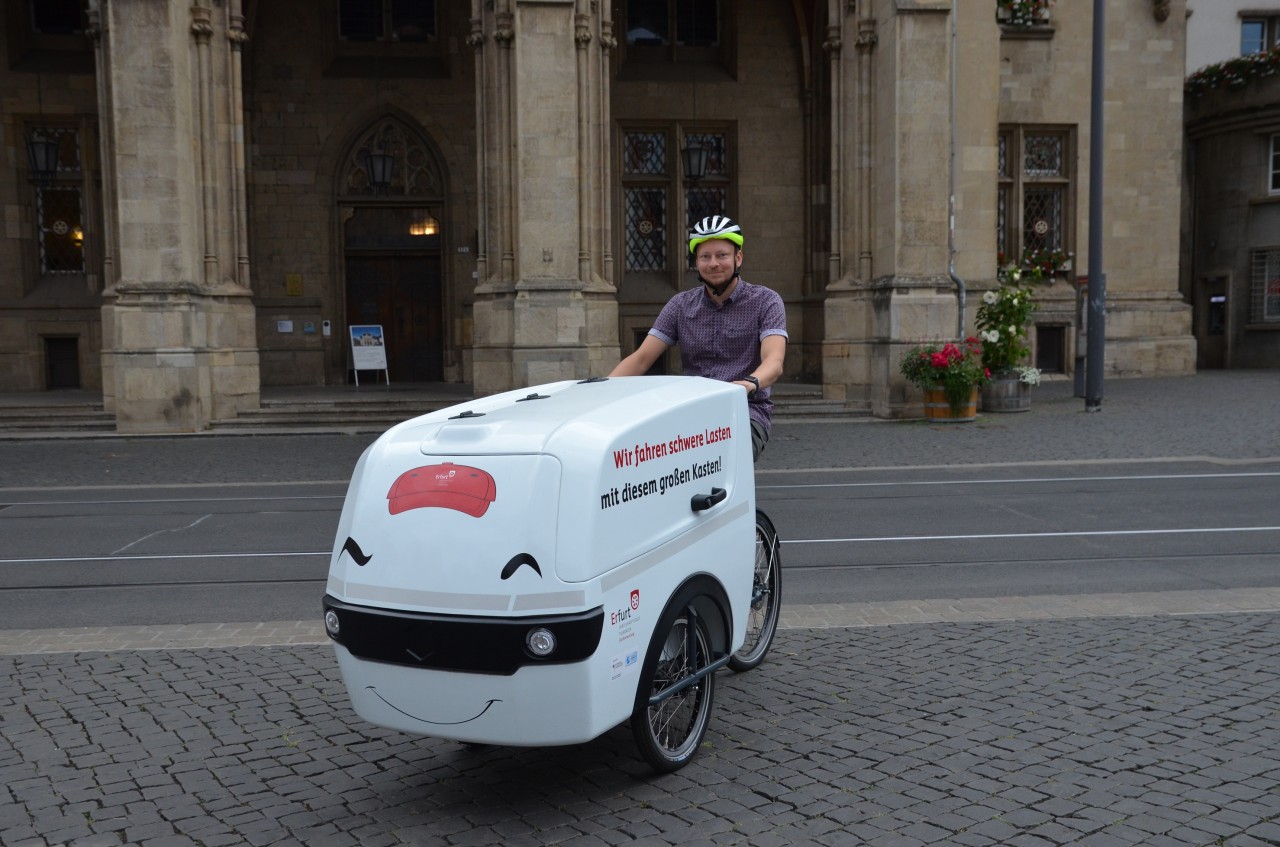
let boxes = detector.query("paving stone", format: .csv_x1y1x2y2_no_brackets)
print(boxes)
4,615,1280,845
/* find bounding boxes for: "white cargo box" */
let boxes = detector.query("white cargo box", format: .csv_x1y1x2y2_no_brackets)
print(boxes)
323,376,759,755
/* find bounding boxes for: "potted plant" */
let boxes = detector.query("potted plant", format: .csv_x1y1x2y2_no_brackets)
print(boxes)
996,0,1053,26
976,263,1041,412
900,338,990,422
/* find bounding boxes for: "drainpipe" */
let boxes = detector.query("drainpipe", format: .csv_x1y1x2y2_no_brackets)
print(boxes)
947,0,966,340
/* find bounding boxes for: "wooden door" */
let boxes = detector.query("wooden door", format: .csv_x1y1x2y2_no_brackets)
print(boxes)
345,255,443,381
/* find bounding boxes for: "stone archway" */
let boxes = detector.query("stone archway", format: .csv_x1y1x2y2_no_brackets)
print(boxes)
338,116,448,384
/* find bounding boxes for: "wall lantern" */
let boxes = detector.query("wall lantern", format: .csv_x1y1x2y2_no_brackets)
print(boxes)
26,131,59,184
681,140,708,185
362,148,395,194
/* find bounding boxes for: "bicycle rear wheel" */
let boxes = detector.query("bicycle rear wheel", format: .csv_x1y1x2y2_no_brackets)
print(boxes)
728,509,781,672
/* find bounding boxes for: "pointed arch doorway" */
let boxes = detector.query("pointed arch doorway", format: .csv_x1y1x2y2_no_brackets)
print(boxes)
341,117,447,383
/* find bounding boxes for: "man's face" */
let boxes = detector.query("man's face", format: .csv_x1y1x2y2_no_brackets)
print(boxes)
694,240,742,286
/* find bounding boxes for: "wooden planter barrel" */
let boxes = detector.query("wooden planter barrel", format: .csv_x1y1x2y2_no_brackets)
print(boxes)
980,373,1031,413
922,386,977,422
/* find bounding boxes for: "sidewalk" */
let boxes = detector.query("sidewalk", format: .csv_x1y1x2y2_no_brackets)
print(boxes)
2,372,1278,487
764,370,1280,471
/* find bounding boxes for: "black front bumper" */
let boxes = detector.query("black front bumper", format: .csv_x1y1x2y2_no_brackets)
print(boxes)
323,595,604,675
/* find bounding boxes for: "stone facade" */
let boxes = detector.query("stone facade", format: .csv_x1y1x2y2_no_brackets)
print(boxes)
0,0,1197,430
1184,76,1280,369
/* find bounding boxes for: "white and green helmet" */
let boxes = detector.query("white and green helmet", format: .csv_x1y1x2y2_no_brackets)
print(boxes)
688,215,744,254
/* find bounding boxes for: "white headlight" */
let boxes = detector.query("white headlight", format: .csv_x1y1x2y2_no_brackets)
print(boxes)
324,610,341,637
526,627,557,657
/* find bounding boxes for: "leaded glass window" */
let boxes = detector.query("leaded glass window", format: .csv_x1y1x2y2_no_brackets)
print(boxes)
620,125,733,279
32,127,84,276
1024,134,1063,178
996,126,1073,271
626,188,667,271
682,132,726,177
624,132,666,176
1023,186,1063,254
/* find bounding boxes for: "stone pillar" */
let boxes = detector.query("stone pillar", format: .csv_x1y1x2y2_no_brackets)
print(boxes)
95,0,259,432
822,1,978,418
471,0,619,396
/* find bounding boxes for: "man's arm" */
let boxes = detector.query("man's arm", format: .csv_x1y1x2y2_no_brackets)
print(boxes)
732,334,786,394
610,334,671,377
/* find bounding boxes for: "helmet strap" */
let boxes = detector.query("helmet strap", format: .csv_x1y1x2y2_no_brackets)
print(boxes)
701,271,739,298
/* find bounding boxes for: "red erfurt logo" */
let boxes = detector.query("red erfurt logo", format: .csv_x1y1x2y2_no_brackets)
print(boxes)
386,463,497,518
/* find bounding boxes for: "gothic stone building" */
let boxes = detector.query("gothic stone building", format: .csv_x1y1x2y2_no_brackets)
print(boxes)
0,0,1195,432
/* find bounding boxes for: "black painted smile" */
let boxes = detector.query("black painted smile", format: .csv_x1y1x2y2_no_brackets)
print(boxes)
366,687,500,725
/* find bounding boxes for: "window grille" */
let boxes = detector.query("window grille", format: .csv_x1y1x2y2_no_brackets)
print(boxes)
1250,249,1280,323
621,126,731,277
1023,134,1063,178
624,132,666,176
31,127,85,276
625,188,667,272
996,126,1073,269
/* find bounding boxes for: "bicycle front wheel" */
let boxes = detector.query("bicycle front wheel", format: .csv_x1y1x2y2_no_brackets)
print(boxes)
631,608,716,772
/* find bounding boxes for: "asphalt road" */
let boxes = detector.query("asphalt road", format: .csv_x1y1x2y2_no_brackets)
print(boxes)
3,458,1278,630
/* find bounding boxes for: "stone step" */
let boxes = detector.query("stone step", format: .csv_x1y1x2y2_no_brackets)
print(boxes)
0,404,117,433
773,399,872,419
0,383,872,435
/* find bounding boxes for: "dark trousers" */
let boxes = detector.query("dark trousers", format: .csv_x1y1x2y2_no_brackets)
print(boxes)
750,420,769,463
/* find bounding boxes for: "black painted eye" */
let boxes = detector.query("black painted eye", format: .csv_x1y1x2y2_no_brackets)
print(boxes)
501,553,541,580
342,537,372,566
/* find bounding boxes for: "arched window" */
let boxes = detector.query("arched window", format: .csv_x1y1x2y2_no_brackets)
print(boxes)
343,118,442,198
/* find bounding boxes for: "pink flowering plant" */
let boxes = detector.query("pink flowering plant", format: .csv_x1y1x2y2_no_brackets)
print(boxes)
997,0,1053,26
900,338,990,414
1185,46,1280,97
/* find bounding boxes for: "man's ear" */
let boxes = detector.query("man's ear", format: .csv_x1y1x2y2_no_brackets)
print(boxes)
735,250,744,269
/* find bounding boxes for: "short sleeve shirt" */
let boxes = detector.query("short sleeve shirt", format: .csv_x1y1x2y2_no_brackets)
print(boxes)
649,278,789,431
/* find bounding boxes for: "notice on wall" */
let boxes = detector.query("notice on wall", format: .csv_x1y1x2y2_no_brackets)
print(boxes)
349,325,388,371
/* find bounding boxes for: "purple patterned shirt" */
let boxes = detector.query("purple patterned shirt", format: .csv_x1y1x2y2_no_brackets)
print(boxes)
649,278,789,431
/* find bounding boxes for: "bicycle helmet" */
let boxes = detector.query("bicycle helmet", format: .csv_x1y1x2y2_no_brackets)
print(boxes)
688,215,744,254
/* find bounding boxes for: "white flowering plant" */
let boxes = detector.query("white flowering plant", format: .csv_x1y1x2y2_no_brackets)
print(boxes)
1017,365,1041,386
976,265,1039,374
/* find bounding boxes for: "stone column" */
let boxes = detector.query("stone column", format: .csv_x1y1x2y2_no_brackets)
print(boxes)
471,0,619,396
96,0,259,432
822,0,970,417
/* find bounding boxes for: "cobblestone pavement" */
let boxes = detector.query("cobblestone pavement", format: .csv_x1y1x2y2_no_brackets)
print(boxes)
3,615,1279,847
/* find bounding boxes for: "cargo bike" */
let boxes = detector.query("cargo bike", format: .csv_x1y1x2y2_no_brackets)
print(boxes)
322,376,781,772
